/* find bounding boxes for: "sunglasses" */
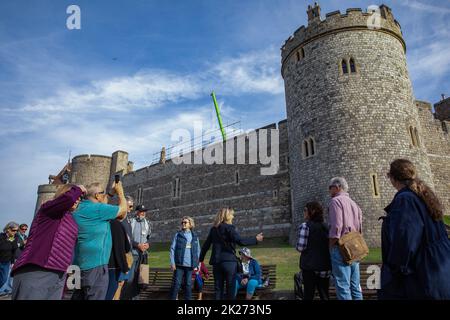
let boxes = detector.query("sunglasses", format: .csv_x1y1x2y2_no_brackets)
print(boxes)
328,185,336,190
11,229,19,232
181,221,189,224
20,228,27,231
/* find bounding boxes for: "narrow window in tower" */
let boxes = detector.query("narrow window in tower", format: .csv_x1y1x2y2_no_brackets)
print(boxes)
137,187,143,204
296,51,301,62
342,59,348,74
371,174,380,198
177,178,181,199
414,128,421,147
349,58,356,73
309,138,315,156
273,189,279,199
409,126,417,147
172,181,176,198
303,140,309,158
235,170,240,185
301,48,305,59
173,178,180,198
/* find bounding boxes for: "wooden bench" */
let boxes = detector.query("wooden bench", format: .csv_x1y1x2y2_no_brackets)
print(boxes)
138,264,277,300
326,262,381,300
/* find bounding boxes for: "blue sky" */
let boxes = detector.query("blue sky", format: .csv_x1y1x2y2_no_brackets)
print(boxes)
0,0,449,229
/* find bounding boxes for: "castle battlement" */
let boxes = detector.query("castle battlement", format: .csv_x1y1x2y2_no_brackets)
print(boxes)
72,154,112,161
281,3,404,70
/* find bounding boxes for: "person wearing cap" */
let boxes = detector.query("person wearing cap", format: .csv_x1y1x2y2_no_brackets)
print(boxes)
234,247,263,300
121,203,152,300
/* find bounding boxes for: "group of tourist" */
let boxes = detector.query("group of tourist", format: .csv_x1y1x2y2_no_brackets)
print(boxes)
1,180,153,300
1,158,449,300
0,223,28,296
296,159,450,300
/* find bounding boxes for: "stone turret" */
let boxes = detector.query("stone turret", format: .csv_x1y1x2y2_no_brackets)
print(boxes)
434,96,450,121
281,4,433,246
160,147,166,164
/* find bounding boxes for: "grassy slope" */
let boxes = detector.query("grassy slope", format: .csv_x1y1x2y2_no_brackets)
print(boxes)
147,238,382,291
444,215,450,226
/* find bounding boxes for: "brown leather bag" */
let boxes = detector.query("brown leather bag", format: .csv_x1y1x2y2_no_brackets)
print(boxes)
338,231,369,265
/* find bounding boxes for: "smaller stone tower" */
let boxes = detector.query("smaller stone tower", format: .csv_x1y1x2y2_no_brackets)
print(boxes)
434,96,450,121
35,185,58,214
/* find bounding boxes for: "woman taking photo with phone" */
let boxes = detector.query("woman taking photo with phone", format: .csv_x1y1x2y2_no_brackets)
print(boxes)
11,184,86,300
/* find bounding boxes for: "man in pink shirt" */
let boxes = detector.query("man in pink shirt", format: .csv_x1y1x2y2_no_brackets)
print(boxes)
328,177,363,300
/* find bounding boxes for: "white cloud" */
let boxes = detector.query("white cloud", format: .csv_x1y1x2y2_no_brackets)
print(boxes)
208,49,284,95
409,39,450,79
400,0,450,14
21,70,203,113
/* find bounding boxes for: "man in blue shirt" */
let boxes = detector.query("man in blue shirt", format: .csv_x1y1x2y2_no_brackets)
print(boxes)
72,181,127,300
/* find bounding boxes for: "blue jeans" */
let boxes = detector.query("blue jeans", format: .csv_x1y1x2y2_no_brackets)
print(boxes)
330,246,363,300
234,278,260,297
0,263,12,295
170,266,193,300
213,262,237,300
105,269,120,300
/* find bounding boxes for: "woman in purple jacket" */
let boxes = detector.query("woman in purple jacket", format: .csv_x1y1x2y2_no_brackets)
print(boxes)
11,184,86,300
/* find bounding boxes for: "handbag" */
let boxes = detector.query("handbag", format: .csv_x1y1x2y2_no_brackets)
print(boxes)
125,252,133,269
138,263,149,284
338,231,369,265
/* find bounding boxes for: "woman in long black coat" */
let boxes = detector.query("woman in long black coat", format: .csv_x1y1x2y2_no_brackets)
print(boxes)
380,159,450,299
199,208,263,300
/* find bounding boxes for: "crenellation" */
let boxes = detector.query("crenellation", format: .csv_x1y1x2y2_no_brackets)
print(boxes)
281,4,404,76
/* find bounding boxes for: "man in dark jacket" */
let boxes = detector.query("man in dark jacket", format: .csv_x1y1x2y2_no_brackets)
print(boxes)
14,224,28,259
0,222,19,296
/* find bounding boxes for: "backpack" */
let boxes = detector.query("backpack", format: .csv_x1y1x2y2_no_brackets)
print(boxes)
338,231,369,265
294,272,304,300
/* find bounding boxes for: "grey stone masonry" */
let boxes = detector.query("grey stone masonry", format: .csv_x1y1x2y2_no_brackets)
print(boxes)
281,4,435,247
416,100,450,215
121,122,291,242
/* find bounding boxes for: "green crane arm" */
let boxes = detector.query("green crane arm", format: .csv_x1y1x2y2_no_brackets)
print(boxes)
211,91,227,142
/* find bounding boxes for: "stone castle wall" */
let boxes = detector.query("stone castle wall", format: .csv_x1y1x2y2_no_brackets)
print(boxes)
416,100,450,214
121,121,291,242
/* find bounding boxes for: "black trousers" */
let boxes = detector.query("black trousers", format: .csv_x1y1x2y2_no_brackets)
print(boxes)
302,269,330,300
213,262,237,300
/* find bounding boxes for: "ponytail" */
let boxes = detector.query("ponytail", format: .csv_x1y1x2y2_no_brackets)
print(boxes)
406,178,443,221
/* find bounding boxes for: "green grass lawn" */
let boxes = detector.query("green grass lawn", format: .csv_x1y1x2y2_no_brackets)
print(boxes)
147,237,382,291
444,215,450,226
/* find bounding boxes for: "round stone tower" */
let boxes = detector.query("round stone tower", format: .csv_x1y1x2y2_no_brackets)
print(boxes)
35,184,58,214
281,4,434,246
